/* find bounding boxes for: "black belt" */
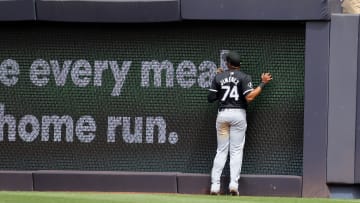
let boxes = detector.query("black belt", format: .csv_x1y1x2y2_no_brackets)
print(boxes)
218,108,245,112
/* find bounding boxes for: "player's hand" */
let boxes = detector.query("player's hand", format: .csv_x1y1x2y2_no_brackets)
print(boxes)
216,67,224,74
261,73,272,84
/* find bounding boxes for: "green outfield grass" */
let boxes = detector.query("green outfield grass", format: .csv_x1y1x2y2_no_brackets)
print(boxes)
0,192,359,203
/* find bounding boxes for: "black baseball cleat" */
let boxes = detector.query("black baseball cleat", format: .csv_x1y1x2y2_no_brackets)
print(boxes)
229,189,239,196
210,184,220,195
210,191,220,195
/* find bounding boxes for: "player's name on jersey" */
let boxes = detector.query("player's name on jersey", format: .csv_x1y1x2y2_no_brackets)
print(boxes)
0,58,217,96
220,76,239,86
0,103,178,144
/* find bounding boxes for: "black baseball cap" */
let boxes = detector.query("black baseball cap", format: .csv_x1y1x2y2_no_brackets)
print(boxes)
224,51,242,67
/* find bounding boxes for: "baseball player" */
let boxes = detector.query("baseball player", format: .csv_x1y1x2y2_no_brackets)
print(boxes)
208,51,272,195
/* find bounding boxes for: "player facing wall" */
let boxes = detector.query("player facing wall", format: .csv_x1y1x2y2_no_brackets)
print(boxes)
0,21,304,176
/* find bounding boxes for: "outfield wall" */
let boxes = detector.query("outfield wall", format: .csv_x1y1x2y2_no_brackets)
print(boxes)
0,171,302,196
0,21,304,193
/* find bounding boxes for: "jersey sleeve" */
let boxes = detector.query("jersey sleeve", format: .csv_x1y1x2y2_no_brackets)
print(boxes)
208,75,220,102
209,75,220,93
242,75,254,96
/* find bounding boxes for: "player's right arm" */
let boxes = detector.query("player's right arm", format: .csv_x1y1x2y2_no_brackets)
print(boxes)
245,73,272,103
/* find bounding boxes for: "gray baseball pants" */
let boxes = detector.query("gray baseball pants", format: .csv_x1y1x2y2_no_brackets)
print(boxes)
211,108,247,191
